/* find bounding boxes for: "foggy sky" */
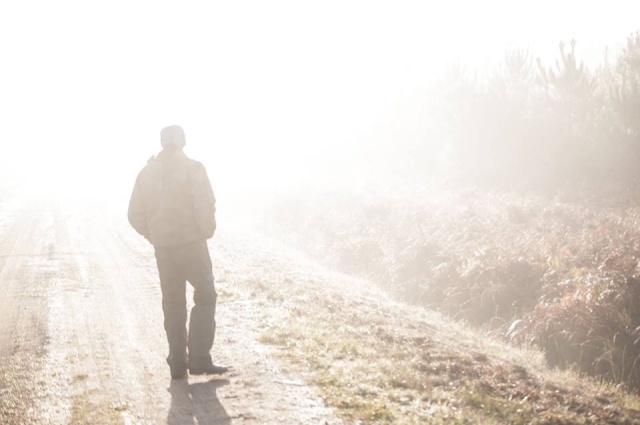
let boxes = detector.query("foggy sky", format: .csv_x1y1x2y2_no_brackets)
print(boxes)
0,1,638,196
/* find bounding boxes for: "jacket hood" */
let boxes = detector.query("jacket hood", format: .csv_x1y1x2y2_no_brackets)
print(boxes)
149,148,187,164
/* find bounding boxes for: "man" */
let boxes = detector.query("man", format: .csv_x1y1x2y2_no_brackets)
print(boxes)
128,125,228,379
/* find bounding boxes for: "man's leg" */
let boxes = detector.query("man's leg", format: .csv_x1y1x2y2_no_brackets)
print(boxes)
184,241,226,374
155,246,188,378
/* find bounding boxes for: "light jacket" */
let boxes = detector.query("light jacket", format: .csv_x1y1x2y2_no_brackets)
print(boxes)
128,148,216,247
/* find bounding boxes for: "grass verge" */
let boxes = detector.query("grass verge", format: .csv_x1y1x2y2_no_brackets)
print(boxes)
223,239,640,424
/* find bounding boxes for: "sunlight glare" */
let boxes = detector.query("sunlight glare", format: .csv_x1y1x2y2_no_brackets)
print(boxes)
0,0,638,202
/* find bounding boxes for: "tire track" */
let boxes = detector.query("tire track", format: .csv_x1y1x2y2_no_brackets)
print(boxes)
0,197,58,424
2,197,341,424
80,200,341,424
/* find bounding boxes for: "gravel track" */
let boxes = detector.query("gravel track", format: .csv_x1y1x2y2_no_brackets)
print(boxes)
0,194,340,425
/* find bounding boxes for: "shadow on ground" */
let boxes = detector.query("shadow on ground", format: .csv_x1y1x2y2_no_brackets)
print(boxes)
168,378,230,425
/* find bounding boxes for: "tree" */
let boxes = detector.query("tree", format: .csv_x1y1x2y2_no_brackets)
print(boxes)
536,40,604,191
611,33,640,178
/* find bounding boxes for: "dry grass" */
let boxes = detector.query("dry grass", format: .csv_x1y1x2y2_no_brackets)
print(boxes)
265,189,640,393
68,392,125,425
223,240,640,424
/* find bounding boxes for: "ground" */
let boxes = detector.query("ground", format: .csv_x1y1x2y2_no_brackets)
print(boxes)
0,192,340,424
2,191,640,425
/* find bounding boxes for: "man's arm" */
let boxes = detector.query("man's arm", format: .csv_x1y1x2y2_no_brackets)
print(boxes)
191,162,217,239
128,173,150,240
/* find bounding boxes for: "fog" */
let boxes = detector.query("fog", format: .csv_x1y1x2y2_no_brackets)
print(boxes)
1,1,638,207
4,1,640,400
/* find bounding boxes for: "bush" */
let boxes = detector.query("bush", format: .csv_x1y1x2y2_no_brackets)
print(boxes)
265,190,640,392
264,32,640,392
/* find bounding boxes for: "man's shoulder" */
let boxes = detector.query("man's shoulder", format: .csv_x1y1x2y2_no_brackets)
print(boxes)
184,155,207,173
139,155,158,171
137,151,207,178
135,156,160,181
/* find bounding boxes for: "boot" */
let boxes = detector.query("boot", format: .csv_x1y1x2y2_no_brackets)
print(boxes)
167,353,188,379
188,356,228,375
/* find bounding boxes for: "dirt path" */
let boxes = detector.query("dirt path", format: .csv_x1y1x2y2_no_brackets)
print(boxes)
0,193,340,424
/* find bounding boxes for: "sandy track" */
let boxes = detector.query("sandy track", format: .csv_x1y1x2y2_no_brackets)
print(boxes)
0,194,340,425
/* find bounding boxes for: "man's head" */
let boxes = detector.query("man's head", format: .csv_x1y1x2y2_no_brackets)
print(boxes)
161,125,186,149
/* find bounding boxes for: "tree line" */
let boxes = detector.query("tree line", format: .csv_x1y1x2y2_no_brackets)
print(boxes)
427,33,640,200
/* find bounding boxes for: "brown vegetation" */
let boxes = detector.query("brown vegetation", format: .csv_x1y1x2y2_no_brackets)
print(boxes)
263,33,640,394
230,230,640,423
267,191,640,394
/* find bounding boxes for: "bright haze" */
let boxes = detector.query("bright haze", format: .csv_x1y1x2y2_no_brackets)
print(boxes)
1,1,638,204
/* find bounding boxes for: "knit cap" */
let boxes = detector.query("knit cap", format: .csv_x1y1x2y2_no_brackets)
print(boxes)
160,125,186,148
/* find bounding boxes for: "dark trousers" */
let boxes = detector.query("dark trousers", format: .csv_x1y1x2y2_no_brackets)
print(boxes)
154,241,217,365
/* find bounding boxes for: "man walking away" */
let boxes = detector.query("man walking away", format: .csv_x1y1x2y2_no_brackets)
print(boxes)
128,125,228,379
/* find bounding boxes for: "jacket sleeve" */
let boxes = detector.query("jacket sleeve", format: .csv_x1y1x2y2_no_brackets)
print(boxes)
191,162,217,239
128,173,150,241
